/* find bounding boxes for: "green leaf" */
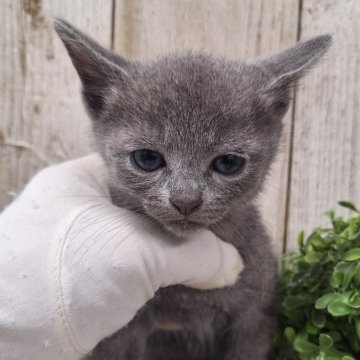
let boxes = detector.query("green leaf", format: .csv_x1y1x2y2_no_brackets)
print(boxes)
284,327,296,344
330,271,344,287
311,235,327,250
297,231,305,249
355,318,360,339
293,336,319,354
306,322,319,335
328,330,342,342
343,263,357,289
304,251,323,264
319,333,334,348
327,301,354,317
338,201,359,213
316,293,338,309
349,231,360,241
312,309,326,328
333,219,349,234
343,248,360,261
338,291,352,304
284,295,313,310
348,292,360,308
346,220,360,238
335,236,347,248
325,210,335,221
354,263,360,285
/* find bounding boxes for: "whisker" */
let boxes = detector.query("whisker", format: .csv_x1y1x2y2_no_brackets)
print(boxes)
70,211,136,264
59,194,110,199
96,213,151,256
72,216,137,267
70,207,117,239
107,215,156,256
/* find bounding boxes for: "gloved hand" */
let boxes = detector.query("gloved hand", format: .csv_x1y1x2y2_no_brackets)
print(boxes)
0,154,243,360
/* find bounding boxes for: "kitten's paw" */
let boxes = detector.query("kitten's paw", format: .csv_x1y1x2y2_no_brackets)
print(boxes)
182,230,244,290
209,240,244,289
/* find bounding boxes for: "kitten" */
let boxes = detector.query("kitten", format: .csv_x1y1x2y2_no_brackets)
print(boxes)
54,19,331,360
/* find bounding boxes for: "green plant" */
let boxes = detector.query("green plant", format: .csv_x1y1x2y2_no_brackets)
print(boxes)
275,201,360,360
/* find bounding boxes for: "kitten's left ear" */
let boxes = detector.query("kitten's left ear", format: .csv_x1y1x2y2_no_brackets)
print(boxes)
262,35,332,91
259,35,332,116
54,19,130,118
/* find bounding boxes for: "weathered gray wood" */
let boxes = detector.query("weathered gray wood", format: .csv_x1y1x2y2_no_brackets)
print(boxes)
113,0,300,252
286,0,360,249
0,0,113,209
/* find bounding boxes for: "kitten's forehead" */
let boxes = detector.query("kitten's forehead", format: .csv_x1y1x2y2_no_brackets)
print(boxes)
113,54,269,152
138,54,268,110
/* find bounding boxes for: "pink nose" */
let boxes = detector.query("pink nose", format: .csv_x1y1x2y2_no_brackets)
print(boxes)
169,196,202,216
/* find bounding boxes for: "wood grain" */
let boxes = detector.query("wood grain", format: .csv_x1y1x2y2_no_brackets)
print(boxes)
286,0,360,249
113,0,300,252
0,0,113,209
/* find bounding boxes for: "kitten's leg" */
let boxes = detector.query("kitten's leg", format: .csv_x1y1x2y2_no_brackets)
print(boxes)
223,270,277,360
222,310,276,360
210,205,278,360
85,317,151,360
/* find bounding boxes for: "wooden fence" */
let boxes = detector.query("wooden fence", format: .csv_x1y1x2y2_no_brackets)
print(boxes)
1,0,359,253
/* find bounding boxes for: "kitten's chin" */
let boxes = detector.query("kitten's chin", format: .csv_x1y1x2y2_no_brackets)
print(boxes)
162,220,204,237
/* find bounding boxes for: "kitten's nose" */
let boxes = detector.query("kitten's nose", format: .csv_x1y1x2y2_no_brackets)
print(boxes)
170,196,202,216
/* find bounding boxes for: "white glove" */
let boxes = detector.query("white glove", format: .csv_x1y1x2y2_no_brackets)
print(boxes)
0,154,243,360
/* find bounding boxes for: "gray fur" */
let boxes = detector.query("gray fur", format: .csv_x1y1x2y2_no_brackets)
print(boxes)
54,19,331,360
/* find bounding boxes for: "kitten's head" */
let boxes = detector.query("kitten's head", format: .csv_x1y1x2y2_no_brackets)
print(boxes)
55,20,331,236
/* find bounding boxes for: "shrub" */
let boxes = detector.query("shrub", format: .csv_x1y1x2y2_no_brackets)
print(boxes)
275,201,360,360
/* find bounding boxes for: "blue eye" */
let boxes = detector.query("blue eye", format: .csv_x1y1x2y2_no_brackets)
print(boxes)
132,150,165,172
211,155,246,175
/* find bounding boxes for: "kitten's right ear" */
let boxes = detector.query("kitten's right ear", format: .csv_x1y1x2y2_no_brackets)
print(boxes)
54,19,129,118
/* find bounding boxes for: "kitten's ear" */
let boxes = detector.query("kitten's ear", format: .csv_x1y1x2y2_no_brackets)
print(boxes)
258,35,332,117
54,19,129,118
263,35,332,91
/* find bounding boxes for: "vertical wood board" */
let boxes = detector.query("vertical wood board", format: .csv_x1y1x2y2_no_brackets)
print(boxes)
0,0,113,209
287,0,360,249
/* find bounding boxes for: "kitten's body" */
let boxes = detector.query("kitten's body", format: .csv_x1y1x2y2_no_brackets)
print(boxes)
54,20,331,360
89,204,276,360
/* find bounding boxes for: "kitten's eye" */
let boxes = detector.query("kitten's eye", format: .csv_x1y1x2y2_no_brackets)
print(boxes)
132,150,165,172
211,154,246,175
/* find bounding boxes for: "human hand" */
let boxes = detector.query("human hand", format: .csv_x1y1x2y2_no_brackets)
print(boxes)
0,154,243,360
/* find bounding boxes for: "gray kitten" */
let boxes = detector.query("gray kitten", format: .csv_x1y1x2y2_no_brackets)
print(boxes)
54,19,331,360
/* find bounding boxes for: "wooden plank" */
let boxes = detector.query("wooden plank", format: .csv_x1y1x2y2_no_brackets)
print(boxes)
287,0,360,249
113,0,300,253
0,0,113,209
